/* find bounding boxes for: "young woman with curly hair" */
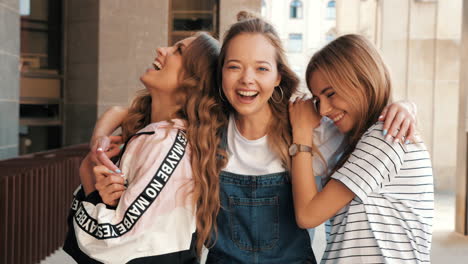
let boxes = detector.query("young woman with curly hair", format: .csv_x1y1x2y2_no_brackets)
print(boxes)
64,33,226,264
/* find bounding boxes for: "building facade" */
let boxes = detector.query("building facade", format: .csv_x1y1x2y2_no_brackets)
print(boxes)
335,0,464,192
263,0,337,92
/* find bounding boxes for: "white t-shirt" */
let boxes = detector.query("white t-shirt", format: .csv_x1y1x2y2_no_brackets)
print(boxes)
322,123,434,264
223,115,345,176
223,115,284,175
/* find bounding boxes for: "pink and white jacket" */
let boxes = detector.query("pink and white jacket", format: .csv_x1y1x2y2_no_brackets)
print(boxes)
64,119,197,264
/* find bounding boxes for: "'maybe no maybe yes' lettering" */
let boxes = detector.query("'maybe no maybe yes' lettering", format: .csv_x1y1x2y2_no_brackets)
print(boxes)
71,130,188,239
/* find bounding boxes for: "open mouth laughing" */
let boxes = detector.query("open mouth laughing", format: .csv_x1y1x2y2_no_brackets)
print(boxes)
153,60,163,71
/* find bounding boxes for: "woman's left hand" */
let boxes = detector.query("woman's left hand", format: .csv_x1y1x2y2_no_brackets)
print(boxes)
379,101,417,144
289,98,321,146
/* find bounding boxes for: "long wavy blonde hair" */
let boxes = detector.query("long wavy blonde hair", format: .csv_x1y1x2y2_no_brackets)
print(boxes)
217,11,300,170
121,33,227,255
306,34,392,172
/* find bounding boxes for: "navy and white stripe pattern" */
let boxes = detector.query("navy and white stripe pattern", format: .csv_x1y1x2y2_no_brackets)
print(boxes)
322,123,433,264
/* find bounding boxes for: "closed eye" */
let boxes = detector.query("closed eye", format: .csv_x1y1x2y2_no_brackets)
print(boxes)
312,97,320,111
326,92,335,98
176,45,183,54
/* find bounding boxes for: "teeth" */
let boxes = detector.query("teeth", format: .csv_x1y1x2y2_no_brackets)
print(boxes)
153,61,162,70
237,90,258,97
332,113,345,122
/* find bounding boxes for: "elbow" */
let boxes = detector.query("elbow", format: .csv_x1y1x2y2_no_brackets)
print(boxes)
295,211,320,229
109,105,128,114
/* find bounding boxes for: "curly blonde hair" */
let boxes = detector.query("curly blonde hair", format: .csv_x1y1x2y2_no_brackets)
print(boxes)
121,33,227,256
217,11,300,171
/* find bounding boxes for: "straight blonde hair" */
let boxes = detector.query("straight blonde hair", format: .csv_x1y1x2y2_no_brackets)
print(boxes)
306,34,392,171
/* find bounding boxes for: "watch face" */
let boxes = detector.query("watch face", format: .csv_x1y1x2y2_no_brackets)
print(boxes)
288,144,298,156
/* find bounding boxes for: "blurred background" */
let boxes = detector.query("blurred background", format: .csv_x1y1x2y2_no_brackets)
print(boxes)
0,0,467,263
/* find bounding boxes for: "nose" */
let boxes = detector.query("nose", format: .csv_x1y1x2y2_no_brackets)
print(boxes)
319,99,333,116
240,67,255,85
156,47,167,58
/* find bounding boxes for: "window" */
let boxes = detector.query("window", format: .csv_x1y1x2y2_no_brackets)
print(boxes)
325,28,337,43
290,0,303,19
20,0,30,16
288,33,303,53
261,0,267,17
326,0,336,20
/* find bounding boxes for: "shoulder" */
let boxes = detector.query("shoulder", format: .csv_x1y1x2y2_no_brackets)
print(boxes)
354,122,404,158
123,119,189,162
355,122,398,152
361,122,386,140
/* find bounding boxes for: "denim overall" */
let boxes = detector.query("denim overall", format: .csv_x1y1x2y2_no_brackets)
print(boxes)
206,128,316,264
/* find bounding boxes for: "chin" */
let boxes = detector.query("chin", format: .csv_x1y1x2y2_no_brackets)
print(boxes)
336,122,353,134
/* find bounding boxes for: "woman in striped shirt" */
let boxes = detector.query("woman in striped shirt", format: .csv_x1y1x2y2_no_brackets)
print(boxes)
289,34,433,263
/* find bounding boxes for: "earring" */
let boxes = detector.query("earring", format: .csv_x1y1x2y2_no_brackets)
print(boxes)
218,86,226,102
271,86,284,104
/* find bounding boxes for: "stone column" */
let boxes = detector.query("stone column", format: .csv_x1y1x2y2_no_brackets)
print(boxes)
64,0,99,145
0,0,20,159
456,0,468,235
64,0,169,145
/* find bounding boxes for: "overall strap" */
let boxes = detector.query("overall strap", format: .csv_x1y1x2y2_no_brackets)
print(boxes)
216,125,228,161
220,125,228,150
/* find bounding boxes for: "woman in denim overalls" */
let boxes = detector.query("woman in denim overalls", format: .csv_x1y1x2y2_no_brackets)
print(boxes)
206,12,316,264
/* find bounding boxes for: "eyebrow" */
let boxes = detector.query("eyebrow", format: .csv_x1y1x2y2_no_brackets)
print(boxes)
175,42,186,50
319,86,333,95
225,59,273,67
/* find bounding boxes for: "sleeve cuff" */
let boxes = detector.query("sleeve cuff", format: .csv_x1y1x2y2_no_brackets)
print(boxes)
332,172,367,203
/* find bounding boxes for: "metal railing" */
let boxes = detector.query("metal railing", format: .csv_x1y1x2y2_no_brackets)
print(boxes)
0,145,88,264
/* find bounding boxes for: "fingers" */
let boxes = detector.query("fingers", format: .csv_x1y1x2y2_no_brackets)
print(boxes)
92,136,111,153
98,182,126,206
379,105,389,122
394,119,410,144
102,191,124,206
405,123,416,144
93,165,114,180
105,145,122,159
109,135,123,145
94,172,125,191
96,149,121,173
94,167,126,206
382,105,398,136
386,112,405,142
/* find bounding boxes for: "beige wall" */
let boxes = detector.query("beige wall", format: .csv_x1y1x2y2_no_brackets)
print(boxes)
219,0,261,40
336,0,463,192
97,0,169,117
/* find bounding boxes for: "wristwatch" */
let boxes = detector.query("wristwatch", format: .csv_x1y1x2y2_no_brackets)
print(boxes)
288,143,313,156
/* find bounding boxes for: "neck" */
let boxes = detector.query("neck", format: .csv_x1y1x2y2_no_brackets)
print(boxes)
234,107,272,140
150,92,179,123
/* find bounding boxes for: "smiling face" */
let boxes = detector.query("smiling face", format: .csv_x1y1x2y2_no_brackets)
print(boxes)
309,70,357,134
140,37,195,93
221,33,281,119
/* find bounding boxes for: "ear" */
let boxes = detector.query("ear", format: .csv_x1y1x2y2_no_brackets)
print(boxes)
275,72,281,87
